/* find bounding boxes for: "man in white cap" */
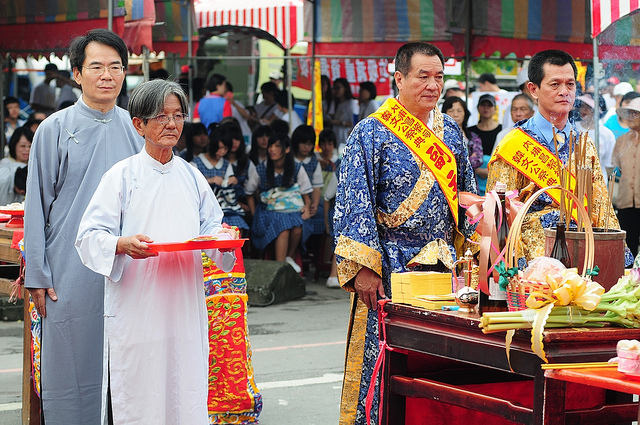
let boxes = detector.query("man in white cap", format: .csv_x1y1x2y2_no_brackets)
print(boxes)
602,82,634,129
574,93,616,181
254,70,284,105
443,79,465,99
269,70,284,90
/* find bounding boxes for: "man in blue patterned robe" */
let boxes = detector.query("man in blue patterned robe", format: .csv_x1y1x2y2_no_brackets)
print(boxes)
333,42,477,425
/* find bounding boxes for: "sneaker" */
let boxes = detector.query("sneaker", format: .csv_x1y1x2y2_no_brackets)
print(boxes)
285,256,302,273
326,276,340,288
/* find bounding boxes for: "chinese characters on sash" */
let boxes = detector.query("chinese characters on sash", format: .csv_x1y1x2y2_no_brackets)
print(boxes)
372,99,459,225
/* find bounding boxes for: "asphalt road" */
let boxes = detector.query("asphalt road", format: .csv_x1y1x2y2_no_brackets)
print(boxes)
0,275,351,425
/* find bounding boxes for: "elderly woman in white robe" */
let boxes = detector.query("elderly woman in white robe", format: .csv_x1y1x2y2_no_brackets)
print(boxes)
76,79,237,425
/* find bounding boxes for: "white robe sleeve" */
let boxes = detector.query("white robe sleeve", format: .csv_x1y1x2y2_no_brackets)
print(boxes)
75,169,127,282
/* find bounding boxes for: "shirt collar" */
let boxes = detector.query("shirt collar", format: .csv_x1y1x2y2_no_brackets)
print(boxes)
141,146,174,174
76,95,117,121
531,111,574,149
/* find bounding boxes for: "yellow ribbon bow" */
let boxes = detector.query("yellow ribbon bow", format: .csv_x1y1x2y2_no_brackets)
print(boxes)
525,268,604,311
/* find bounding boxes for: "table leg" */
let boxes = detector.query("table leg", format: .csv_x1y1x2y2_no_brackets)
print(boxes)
535,369,566,425
382,349,407,425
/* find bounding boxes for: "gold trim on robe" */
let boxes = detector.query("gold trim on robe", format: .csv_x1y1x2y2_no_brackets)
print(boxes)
338,294,369,425
337,107,467,425
335,236,382,291
407,238,455,270
336,107,450,288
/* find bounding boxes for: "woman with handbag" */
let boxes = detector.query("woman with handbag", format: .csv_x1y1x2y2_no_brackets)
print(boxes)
245,133,313,272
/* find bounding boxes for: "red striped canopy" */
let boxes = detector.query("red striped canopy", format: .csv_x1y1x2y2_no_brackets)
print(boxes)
592,0,640,37
194,0,304,50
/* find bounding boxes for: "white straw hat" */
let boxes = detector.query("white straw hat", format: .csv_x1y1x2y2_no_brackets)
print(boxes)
617,97,640,118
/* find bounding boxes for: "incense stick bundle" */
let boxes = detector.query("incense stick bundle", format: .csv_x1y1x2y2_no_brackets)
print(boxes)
552,128,565,222
568,132,574,227
605,173,615,231
588,157,594,225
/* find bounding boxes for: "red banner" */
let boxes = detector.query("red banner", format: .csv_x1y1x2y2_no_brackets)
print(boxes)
292,57,391,97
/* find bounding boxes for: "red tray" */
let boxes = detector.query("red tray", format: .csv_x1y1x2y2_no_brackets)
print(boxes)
0,209,24,228
146,238,247,253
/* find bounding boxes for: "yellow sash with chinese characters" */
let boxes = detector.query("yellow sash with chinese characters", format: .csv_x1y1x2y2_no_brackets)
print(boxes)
371,98,459,225
491,128,580,222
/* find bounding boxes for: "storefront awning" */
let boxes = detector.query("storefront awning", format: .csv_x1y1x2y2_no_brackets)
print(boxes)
194,0,304,50
591,0,640,37
122,0,156,55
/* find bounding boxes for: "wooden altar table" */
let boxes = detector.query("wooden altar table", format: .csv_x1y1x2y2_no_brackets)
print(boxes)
381,302,640,425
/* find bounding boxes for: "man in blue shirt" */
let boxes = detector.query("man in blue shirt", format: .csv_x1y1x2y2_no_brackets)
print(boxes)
487,49,633,267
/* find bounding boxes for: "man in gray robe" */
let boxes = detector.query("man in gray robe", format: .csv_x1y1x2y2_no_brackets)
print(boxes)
24,29,143,424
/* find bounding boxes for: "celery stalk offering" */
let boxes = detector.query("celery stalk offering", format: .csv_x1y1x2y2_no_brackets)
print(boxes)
479,269,640,333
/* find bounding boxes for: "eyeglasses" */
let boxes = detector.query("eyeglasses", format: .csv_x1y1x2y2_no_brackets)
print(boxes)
147,114,188,124
83,65,125,76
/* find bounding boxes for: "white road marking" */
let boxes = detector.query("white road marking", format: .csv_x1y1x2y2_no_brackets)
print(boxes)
257,373,343,389
0,402,21,412
253,340,345,352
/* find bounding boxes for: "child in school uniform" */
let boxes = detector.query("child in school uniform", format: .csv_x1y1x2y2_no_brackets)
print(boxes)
245,133,312,272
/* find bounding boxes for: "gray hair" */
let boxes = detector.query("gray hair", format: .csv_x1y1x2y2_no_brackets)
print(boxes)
128,80,188,122
511,93,534,112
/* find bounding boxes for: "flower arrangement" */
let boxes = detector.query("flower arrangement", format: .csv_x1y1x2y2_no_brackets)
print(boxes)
480,267,640,333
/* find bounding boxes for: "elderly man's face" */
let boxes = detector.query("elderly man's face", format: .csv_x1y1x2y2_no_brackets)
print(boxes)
135,94,184,152
395,53,444,118
510,98,534,123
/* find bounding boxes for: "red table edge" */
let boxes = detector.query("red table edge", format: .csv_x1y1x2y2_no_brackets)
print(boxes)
545,367,640,395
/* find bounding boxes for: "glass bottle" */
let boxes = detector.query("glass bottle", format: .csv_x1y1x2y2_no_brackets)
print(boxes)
550,221,572,268
479,182,509,314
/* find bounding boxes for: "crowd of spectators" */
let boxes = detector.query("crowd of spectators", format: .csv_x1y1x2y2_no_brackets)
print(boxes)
12,60,640,273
